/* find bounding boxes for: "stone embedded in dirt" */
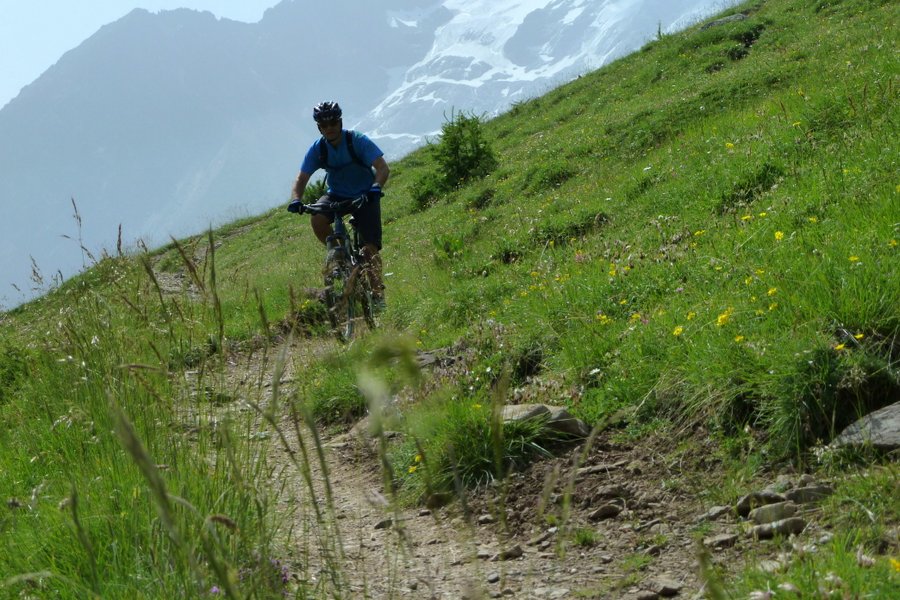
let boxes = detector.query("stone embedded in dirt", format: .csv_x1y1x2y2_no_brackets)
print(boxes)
594,484,630,500
750,517,807,540
703,533,739,549
373,518,393,530
502,403,552,422
700,13,748,30
696,505,732,523
546,406,592,438
736,491,786,517
763,474,796,494
487,572,501,584
650,577,684,597
492,544,524,561
577,461,627,478
634,591,659,600
500,403,591,439
783,485,834,504
748,501,799,525
797,474,816,486
478,514,496,525
830,401,900,450
527,528,556,546
588,503,623,521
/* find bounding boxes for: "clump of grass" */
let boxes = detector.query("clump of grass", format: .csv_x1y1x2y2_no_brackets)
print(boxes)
402,398,554,497
571,527,600,548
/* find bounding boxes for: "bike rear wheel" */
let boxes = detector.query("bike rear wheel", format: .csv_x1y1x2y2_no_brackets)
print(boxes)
324,265,377,343
324,264,355,342
355,264,377,330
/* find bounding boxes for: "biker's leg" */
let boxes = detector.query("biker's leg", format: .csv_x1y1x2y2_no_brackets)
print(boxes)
311,214,333,245
354,196,384,302
360,243,384,298
310,193,338,245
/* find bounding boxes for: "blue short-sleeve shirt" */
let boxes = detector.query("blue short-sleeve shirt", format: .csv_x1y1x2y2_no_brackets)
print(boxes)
300,130,383,198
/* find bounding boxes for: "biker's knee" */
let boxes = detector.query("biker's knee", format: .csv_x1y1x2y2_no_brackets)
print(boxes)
311,215,332,243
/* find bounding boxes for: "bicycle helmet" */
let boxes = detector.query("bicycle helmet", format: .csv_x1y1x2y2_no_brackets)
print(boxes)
313,101,342,123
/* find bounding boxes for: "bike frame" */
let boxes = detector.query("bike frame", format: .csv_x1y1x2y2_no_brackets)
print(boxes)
298,198,375,341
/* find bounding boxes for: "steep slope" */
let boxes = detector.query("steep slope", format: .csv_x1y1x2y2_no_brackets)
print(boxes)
0,0,735,308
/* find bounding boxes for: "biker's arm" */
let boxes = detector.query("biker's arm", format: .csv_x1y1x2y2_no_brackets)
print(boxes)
291,171,312,201
372,157,390,188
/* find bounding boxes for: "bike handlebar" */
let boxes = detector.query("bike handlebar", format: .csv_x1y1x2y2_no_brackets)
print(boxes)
296,197,364,216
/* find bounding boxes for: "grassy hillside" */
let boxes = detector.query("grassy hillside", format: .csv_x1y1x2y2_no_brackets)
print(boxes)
2,0,898,597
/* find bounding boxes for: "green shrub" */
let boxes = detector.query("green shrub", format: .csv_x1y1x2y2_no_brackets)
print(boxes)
434,110,498,189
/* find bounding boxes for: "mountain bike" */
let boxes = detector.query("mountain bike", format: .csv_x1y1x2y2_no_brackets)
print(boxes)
296,198,376,342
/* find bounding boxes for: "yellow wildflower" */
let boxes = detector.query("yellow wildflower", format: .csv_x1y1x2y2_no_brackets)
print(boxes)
854,333,864,340
687,311,696,320
694,229,706,237
890,557,900,572
808,216,818,223
725,142,735,149
629,313,642,323
745,276,753,285
890,239,898,247
408,466,418,474
716,307,734,327
734,335,745,343
769,303,778,311
849,255,860,262
758,212,767,218
596,314,612,325
741,215,753,221
415,454,423,463
768,287,777,296
673,326,684,336
775,231,784,241
834,343,846,351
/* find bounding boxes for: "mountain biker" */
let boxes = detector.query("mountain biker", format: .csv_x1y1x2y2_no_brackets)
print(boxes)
288,101,390,309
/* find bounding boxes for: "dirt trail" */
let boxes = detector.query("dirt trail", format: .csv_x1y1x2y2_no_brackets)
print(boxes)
227,335,811,600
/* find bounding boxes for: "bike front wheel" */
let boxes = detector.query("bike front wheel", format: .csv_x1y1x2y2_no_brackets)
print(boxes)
325,265,355,342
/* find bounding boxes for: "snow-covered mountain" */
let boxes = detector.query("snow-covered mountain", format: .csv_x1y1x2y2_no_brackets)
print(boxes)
361,0,737,156
0,0,738,308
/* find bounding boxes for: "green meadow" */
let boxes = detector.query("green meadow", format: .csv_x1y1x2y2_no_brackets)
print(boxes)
1,0,897,597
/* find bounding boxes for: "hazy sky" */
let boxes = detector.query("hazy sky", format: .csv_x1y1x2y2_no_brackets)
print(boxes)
0,1,282,109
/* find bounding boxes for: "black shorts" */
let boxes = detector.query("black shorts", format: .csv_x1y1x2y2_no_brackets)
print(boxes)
316,193,382,250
